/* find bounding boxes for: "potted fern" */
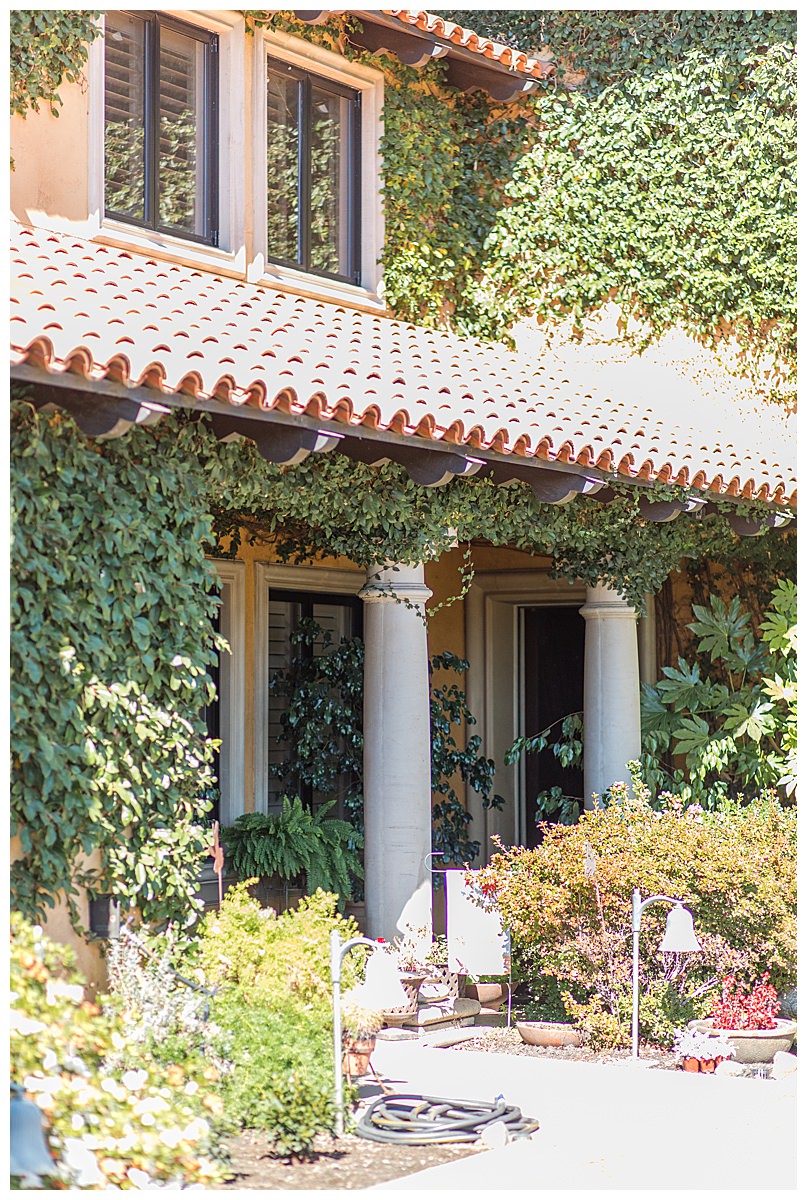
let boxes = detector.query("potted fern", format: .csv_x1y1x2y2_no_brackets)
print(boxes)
221,795,363,911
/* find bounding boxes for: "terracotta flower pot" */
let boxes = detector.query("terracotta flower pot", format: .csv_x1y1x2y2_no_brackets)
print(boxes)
342,1035,376,1078
516,1021,582,1048
682,1056,701,1072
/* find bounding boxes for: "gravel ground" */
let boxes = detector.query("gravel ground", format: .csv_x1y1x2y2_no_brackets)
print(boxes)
450,1024,680,1068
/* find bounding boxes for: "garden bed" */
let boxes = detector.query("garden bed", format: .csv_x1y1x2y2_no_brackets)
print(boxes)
450,1025,679,1068
218,1130,482,1190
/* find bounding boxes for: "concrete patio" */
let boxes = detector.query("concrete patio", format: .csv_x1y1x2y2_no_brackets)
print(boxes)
368,1037,797,1191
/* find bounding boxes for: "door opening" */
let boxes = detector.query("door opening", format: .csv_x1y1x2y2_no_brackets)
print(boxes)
521,605,585,846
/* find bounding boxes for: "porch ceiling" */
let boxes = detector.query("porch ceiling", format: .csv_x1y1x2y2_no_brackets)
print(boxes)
10,220,796,522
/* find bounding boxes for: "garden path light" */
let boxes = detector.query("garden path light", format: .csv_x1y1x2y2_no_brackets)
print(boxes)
330,931,408,1136
632,890,701,1058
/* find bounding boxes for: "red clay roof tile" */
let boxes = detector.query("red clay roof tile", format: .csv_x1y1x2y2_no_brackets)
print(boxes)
9,221,796,509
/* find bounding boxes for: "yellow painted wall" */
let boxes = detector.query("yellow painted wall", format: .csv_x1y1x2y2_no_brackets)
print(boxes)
11,79,92,229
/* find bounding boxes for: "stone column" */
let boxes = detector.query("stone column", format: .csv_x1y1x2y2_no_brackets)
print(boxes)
360,563,433,939
579,583,642,808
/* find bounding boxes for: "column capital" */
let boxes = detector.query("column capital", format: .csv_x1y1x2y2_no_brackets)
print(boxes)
579,582,637,621
359,562,433,605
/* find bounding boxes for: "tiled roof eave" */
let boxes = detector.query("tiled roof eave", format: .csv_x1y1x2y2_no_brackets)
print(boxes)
9,221,797,519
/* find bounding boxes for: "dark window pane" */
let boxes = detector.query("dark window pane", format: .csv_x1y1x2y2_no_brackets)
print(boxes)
267,69,300,265
104,12,146,221
159,26,205,235
310,86,352,276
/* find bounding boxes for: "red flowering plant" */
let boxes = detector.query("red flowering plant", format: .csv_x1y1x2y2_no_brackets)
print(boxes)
710,973,780,1030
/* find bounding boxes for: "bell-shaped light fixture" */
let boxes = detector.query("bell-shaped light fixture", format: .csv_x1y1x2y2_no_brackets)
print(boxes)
355,947,409,1011
658,903,702,954
10,1084,56,1179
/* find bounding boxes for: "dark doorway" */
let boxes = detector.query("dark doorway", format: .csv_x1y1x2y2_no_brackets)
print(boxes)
522,605,585,846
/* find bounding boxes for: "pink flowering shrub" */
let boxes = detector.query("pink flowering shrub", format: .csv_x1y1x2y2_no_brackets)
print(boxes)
711,973,780,1030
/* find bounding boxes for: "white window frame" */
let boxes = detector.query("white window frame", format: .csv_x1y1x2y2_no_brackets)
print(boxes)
253,563,366,814
251,27,386,310
208,559,246,826
89,9,247,276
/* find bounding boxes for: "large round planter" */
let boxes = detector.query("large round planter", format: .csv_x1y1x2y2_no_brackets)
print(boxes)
689,1018,797,1064
516,1021,582,1049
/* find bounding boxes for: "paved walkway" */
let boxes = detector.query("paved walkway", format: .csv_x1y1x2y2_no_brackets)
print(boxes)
368,1038,797,1192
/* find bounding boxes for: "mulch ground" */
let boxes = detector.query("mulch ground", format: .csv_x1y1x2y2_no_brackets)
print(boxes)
217,1129,482,1190
215,1028,680,1189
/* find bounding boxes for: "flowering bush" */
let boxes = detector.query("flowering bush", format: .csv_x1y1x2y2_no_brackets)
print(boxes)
711,973,781,1030
473,783,795,1049
673,1026,734,1061
10,914,227,1189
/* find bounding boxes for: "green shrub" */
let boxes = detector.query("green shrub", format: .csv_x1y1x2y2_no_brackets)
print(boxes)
195,882,361,1006
10,914,227,1189
641,580,797,804
212,1000,338,1157
188,884,358,1155
476,783,796,1048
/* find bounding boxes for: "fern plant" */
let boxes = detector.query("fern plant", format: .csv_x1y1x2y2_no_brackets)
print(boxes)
221,796,363,904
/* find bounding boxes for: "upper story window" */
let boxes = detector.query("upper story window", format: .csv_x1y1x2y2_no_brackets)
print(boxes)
266,57,361,285
104,10,219,245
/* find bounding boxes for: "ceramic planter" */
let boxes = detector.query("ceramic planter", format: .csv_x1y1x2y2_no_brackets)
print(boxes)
381,972,426,1022
422,965,467,999
680,1055,727,1073
516,1020,582,1048
688,1018,797,1065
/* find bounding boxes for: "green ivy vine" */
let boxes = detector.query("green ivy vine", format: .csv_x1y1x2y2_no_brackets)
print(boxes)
10,10,101,119
10,398,221,927
200,419,793,612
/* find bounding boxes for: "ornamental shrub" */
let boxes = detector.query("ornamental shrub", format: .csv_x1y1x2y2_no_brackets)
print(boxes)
190,885,359,1154
9,914,227,1190
475,782,796,1049
711,973,780,1031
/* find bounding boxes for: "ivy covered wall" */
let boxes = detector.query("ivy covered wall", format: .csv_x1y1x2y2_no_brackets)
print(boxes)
10,401,220,925
9,10,796,926
256,9,796,402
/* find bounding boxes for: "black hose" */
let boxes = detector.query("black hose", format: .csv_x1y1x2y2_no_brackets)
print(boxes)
355,1093,540,1145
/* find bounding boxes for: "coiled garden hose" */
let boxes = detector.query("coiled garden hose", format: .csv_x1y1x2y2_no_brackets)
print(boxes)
355,1093,540,1145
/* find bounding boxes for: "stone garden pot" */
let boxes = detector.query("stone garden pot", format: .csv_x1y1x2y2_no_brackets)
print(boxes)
688,1018,797,1065
516,1020,582,1048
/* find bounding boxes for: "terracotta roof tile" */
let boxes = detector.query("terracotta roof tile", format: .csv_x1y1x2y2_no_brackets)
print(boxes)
382,9,555,80
9,221,796,509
